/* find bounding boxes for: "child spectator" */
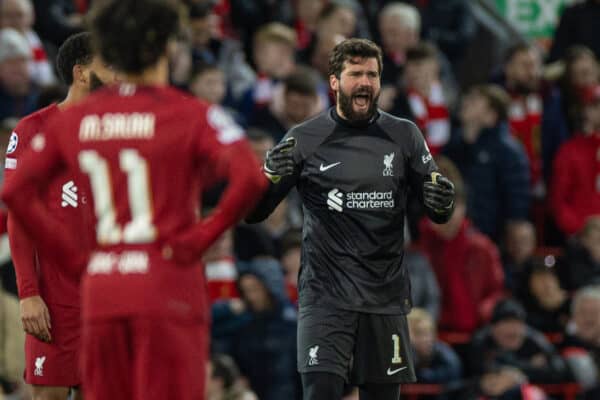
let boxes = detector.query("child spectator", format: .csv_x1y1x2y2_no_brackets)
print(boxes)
407,308,462,390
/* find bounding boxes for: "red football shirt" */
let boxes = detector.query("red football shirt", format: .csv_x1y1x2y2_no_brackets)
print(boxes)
4,103,86,306
2,84,267,321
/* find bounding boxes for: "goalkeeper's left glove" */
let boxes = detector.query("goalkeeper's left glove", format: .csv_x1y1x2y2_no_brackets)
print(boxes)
423,172,455,214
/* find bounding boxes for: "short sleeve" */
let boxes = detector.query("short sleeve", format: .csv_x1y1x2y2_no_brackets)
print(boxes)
4,120,32,177
197,105,245,154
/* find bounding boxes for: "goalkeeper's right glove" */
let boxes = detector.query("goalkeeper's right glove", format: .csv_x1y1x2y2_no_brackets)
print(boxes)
263,137,296,183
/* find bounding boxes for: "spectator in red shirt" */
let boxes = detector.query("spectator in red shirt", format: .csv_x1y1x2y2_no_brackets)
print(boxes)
394,42,450,155
551,85,600,236
501,44,569,195
0,0,56,86
419,156,505,333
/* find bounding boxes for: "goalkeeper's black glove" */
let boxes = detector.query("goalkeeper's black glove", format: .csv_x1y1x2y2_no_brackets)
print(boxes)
423,172,455,215
263,137,296,183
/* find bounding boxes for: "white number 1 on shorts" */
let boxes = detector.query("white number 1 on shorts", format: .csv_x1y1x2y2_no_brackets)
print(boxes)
391,334,402,364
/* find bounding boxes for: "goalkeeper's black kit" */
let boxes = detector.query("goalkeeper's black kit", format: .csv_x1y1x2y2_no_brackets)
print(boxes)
247,107,438,384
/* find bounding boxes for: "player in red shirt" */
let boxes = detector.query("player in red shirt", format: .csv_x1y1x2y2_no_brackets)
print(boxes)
4,32,118,400
2,1,268,400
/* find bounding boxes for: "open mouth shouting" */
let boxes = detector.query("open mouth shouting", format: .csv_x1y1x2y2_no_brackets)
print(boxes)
352,90,372,111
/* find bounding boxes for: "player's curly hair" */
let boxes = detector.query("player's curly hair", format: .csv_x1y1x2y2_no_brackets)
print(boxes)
88,0,180,74
56,32,94,86
328,38,382,78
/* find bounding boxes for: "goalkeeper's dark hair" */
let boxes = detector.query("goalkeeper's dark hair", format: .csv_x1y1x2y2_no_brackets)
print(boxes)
89,0,180,74
56,32,94,86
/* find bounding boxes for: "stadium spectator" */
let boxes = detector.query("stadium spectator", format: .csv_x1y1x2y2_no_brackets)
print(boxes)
551,86,600,236
239,22,297,121
393,42,451,155
469,299,568,384
314,2,357,39
500,44,569,192
190,62,227,105
516,262,570,333
188,2,255,104
0,282,25,398
407,308,462,389
31,0,82,49
207,354,258,400
292,0,327,49
0,0,55,86
205,230,240,304
419,156,504,333
377,2,420,86
228,0,294,63
261,198,298,255
0,28,38,120
299,31,345,83
250,66,322,141
462,366,541,400
549,0,600,63
246,127,275,162
558,46,599,132
409,0,477,67
280,229,301,305
503,220,537,293
444,84,530,240
233,223,278,262
560,286,600,396
405,246,440,321
558,217,600,291
212,259,298,400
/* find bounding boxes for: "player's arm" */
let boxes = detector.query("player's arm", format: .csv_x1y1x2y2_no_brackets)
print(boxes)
1,124,82,278
7,217,52,342
166,106,268,264
3,126,52,342
245,136,299,223
405,122,455,224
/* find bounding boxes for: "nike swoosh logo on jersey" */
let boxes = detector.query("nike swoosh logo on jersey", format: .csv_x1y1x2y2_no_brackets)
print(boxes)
319,162,341,172
386,366,407,375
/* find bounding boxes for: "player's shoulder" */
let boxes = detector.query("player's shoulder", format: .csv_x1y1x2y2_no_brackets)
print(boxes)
167,92,246,145
291,108,335,135
376,110,419,134
157,85,210,112
8,104,59,157
283,109,334,160
13,104,59,136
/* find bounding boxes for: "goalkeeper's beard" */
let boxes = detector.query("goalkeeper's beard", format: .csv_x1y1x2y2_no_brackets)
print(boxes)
337,86,380,122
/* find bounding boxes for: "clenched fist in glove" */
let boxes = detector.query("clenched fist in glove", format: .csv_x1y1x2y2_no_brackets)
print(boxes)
423,172,455,223
263,137,296,183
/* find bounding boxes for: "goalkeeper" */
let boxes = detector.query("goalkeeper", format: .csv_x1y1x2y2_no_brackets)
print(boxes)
247,38,455,400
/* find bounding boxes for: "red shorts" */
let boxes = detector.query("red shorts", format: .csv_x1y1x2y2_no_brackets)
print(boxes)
82,316,208,400
24,304,81,387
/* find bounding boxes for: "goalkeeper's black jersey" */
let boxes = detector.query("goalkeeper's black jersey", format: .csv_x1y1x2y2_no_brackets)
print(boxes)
248,108,437,314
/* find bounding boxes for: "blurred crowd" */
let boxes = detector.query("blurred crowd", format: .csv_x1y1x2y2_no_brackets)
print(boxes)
0,0,600,399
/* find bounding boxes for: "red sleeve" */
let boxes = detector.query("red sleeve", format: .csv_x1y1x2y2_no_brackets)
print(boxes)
551,143,582,235
3,121,40,298
1,118,82,278
169,106,268,260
